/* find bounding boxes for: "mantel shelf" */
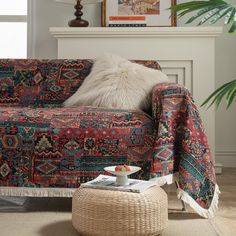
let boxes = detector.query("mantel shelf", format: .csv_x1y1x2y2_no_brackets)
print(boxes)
50,27,223,38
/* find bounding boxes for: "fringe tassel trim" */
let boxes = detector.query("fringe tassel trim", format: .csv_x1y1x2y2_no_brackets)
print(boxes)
177,184,220,219
149,173,179,186
0,176,220,219
0,187,76,198
150,174,220,219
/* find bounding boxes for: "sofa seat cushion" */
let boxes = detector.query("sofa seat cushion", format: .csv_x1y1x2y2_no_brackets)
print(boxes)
0,107,155,188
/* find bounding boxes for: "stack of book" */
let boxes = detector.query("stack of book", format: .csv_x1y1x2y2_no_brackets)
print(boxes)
108,16,147,27
81,175,156,193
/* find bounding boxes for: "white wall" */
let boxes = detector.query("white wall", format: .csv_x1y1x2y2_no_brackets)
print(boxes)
30,0,101,58
214,30,236,167
31,0,236,166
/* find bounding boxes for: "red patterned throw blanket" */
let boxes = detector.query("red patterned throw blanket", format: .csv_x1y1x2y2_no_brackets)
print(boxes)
151,83,219,219
0,59,219,218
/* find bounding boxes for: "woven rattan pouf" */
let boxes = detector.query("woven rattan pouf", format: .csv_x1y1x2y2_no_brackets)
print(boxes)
72,186,168,236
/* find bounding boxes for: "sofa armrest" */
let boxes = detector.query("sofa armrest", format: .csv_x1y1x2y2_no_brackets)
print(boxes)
151,82,213,177
152,83,193,122
151,83,218,218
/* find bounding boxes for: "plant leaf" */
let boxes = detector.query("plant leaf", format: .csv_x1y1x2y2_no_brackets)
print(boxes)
171,1,225,17
170,0,236,34
197,7,227,25
210,7,233,24
226,81,236,100
201,81,231,107
225,8,236,24
226,80,236,108
208,85,230,108
229,20,236,33
186,6,223,24
215,88,228,108
201,80,236,109
227,88,236,108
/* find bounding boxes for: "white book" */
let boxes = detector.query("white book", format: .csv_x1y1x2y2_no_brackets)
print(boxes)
81,175,157,193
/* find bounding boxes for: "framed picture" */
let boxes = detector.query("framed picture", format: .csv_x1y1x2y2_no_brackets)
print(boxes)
102,0,176,27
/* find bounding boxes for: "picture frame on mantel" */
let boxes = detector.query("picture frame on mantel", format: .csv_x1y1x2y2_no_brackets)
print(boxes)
102,0,176,27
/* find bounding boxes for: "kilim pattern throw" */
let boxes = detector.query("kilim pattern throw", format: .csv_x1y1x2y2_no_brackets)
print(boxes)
0,59,219,218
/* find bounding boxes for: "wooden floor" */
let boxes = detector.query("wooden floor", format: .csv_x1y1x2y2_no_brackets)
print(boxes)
212,168,236,235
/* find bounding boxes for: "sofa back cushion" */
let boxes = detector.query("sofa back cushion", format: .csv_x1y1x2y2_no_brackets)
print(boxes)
0,59,161,108
0,59,93,107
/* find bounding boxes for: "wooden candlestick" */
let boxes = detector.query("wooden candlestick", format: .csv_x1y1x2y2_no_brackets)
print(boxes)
68,0,89,27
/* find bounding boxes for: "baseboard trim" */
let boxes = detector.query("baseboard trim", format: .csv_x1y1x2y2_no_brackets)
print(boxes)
216,151,236,167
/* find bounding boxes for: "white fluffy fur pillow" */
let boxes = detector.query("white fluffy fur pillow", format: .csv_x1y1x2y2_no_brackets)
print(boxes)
64,54,169,111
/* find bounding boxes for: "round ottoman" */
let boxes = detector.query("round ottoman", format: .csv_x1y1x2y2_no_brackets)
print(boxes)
72,186,168,236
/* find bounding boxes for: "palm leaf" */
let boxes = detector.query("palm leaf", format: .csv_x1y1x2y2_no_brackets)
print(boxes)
215,86,229,108
171,1,222,17
227,87,236,108
226,80,236,108
186,6,223,24
205,82,231,108
229,20,236,33
197,6,228,26
170,0,236,33
171,1,226,14
201,80,236,109
201,82,230,107
225,8,236,24
210,7,233,24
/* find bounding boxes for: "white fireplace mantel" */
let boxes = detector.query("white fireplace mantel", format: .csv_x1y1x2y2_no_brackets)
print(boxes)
50,26,222,161
50,27,222,38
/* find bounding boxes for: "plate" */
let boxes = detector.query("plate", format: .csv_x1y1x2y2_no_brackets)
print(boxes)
104,166,141,176
104,166,141,185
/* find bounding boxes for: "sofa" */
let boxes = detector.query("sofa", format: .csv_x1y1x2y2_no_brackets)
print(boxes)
0,59,218,218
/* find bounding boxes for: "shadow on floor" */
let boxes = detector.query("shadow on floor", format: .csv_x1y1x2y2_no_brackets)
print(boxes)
37,220,79,236
0,197,72,212
168,212,203,220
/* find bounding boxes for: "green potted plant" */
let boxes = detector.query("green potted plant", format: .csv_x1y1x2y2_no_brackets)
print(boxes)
171,0,236,108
